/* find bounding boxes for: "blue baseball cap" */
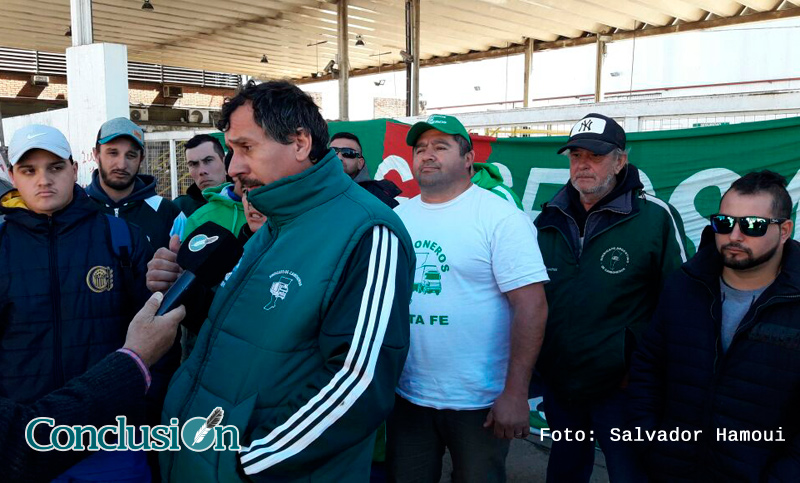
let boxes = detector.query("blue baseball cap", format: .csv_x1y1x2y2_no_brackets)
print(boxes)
96,117,145,148
8,124,72,165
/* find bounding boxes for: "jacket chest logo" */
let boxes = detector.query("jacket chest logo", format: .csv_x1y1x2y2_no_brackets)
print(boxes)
86,266,114,293
264,270,303,311
600,247,630,275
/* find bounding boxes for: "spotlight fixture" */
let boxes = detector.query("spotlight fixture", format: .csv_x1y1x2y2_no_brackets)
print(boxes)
374,79,385,86
65,27,72,37
311,72,319,79
323,59,336,74
141,0,154,11
261,54,269,63
355,34,365,47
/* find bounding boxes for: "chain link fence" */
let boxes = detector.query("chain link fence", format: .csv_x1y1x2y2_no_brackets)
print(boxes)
142,131,217,199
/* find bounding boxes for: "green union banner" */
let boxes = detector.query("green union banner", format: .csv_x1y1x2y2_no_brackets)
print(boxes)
330,116,800,256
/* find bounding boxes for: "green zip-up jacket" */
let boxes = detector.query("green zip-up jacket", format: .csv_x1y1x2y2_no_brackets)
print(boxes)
181,183,245,241
534,164,687,403
160,150,414,482
471,162,523,210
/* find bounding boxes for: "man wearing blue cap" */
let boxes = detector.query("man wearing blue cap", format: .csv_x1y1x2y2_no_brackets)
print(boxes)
0,124,155,480
86,117,182,251
534,113,687,482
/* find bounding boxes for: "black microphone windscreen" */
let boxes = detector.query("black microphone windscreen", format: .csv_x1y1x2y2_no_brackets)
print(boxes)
177,222,244,287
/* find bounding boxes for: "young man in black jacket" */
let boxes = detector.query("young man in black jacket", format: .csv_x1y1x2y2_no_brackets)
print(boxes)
629,170,800,481
86,117,182,251
173,134,228,217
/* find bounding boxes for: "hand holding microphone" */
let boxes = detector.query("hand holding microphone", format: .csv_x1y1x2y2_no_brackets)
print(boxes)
147,223,245,318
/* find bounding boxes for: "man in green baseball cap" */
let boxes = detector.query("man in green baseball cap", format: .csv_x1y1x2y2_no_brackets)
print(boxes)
406,114,522,209
405,113,473,150
389,113,549,481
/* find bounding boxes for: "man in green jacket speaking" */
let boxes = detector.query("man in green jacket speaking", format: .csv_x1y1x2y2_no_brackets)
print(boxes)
534,113,687,482
150,80,415,482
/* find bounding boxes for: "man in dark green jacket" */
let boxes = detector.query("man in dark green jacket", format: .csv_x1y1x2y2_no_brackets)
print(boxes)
152,80,414,482
534,113,686,483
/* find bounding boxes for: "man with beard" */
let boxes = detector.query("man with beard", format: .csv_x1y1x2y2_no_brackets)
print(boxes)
87,117,182,251
534,113,686,482
628,170,800,481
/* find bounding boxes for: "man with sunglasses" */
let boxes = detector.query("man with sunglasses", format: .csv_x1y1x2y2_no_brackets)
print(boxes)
330,132,401,207
629,170,800,481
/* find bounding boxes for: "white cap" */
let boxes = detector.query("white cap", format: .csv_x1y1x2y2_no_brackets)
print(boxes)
8,125,72,166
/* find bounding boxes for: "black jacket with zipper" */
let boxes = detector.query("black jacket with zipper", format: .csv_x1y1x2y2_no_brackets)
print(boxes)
0,186,153,404
534,165,687,402
86,171,182,251
173,182,207,217
628,233,800,482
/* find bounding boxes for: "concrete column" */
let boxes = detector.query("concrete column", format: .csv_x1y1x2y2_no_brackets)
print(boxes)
67,43,130,184
337,0,350,121
523,38,533,108
70,0,93,46
594,35,607,103
411,0,420,116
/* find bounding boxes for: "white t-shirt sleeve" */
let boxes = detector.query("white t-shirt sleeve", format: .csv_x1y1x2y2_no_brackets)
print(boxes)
491,210,549,293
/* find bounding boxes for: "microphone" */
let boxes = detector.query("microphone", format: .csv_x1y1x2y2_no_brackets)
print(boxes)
156,222,244,316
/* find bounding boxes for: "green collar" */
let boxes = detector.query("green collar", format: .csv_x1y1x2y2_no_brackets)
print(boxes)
248,149,351,226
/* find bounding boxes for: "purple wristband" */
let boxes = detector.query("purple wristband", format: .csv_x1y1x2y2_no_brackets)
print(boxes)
117,348,152,393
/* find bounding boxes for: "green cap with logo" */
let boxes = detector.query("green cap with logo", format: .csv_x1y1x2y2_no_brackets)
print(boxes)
405,114,472,149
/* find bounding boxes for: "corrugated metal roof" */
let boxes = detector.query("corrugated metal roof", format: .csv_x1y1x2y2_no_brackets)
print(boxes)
0,0,798,81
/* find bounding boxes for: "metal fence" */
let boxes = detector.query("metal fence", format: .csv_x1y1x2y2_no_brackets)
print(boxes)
143,130,217,199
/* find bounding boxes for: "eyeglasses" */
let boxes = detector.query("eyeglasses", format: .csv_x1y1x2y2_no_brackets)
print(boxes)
331,147,362,159
709,214,787,237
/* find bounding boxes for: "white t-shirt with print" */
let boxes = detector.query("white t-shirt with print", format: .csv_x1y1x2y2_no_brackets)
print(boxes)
394,184,549,410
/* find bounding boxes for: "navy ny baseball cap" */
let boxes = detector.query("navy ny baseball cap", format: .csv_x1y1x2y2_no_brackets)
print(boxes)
557,113,626,155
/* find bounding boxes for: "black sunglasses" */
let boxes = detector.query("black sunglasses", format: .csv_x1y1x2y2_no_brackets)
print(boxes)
332,147,363,159
709,214,787,237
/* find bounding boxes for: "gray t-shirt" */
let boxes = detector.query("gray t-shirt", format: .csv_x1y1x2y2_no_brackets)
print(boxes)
719,279,769,352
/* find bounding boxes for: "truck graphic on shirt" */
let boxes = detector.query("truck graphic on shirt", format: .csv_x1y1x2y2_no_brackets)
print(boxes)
413,252,442,295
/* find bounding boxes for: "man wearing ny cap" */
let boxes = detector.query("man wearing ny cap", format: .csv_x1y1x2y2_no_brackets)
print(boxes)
86,117,182,251
387,114,549,482
0,124,155,480
534,113,687,482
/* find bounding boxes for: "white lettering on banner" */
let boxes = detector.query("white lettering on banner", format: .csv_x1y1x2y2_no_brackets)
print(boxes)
491,162,514,189
522,168,570,219
375,155,413,203
668,168,739,250
638,170,655,197
784,169,800,241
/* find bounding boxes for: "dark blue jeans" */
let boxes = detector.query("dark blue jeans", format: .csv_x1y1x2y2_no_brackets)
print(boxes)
386,396,510,483
543,386,646,483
